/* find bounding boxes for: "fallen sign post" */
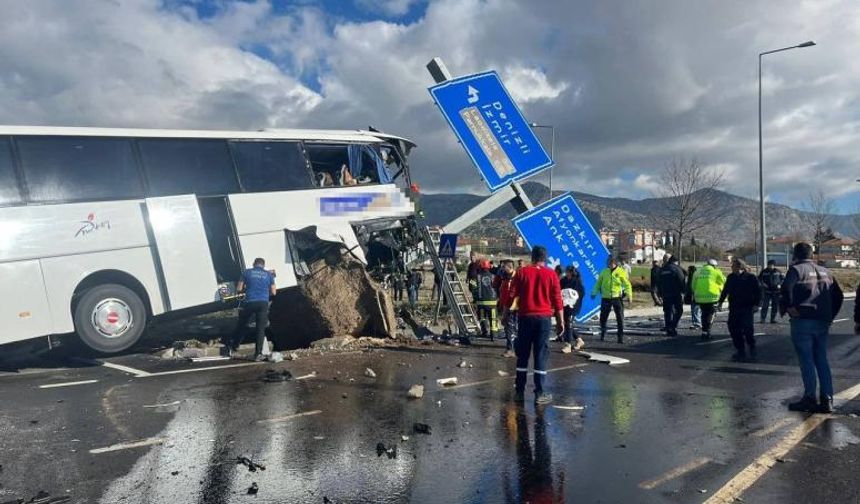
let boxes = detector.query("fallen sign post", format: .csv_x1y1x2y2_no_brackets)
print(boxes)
513,193,610,323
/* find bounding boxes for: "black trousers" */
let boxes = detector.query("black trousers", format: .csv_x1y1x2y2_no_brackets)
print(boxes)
226,300,269,356
728,309,755,354
562,305,579,343
700,303,717,334
599,298,624,341
662,296,683,335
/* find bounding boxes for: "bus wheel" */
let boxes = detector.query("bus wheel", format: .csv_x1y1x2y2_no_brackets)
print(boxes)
73,284,147,354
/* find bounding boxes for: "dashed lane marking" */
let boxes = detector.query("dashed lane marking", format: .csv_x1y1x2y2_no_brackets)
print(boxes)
639,457,711,490
98,361,152,377
140,362,265,378
704,381,860,504
39,379,99,389
89,437,166,454
438,363,588,391
833,318,848,323
257,410,322,425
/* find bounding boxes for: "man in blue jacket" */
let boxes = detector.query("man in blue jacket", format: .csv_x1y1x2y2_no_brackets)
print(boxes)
225,257,276,361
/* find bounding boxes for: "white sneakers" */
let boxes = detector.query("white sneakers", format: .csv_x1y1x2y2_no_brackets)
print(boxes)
574,338,585,350
561,343,572,354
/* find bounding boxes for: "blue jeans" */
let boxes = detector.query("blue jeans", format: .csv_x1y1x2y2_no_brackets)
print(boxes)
761,291,779,322
504,311,518,350
690,303,701,327
790,318,833,399
407,286,418,308
515,316,551,395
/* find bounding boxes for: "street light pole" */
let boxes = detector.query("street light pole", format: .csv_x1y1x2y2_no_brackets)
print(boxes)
758,41,815,270
530,123,555,201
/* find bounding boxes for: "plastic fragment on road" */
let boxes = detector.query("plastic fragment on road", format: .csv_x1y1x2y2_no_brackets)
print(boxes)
436,377,458,386
364,368,377,378
497,370,509,377
236,456,266,472
294,371,317,380
247,482,259,495
578,351,630,365
142,400,182,409
376,442,397,459
407,384,424,399
269,352,284,363
457,359,468,368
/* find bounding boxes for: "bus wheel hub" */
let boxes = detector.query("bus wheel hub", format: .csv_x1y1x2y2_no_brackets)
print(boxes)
92,299,132,338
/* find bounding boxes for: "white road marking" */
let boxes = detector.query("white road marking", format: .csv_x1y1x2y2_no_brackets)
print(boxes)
141,362,264,378
99,361,152,377
89,437,166,454
294,372,317,381
578,351,629,365
833,318,848,323
257,409,322,425
704,381,860,504
754,333,765,336
39,379,99,389
639,457,711,490
697,338,732,346
438,363,588,391
142,400,182,409
750,417,796,438
552,405,585,411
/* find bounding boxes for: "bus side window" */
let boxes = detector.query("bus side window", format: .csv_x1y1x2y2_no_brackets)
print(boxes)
231,141,313,192
16,136,143,203
139,139,239,197
306,144,385,187
0,137,22,206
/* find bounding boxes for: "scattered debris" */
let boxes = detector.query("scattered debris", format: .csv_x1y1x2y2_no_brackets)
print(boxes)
407,385,425,399
698,489,708,494
2,490,71,504
376,442,397,459
294,371,317,380
401,435,410,442
171,471,180,476
552,405,586,411
342,393,348,399
578,351,630,365
364,368,377,378
436,377,458,387
413,423,432,435
457,359,468,368
497,370,509,377
288,352,299,361
323,497,332,504
247,482,259,495
236,456,266,472
261,370,293,383
313,436,325,440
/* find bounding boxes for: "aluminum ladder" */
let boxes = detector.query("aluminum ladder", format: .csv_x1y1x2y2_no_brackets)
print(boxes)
421,226,480,337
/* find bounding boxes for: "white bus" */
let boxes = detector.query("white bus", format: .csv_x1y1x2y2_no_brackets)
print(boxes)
0,126,416,354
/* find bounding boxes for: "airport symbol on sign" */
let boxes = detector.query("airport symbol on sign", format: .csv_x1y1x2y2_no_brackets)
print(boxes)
438,233,458,259
429,71,554,192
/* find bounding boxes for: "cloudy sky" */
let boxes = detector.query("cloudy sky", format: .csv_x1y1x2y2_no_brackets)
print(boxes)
1,0,858,212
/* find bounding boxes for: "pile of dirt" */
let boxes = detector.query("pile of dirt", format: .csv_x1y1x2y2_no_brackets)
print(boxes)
268,253,397,350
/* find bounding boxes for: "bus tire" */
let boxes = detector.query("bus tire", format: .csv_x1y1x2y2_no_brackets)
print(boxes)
73,283,147,354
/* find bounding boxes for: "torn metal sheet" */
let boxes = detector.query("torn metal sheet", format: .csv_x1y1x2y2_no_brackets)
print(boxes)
578,351,630,365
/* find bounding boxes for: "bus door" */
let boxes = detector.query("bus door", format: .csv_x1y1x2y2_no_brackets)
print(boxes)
144,195,220,311
197,196,244,286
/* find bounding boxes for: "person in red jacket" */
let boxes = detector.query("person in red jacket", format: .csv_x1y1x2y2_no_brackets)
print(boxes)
503,245,564,405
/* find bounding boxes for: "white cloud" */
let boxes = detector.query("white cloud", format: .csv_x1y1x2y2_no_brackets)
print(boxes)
502,66,569,103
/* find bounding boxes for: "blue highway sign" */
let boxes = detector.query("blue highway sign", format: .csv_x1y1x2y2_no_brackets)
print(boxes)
437,233,458,259
429,71,554,192
513,193,610,322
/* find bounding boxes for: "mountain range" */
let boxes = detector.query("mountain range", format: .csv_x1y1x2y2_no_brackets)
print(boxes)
419,182,860,249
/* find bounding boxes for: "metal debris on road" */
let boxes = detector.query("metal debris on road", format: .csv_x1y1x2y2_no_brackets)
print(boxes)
364,368,377,378
407,384,425,399
457,359,468,368
294,371,317,380
436,377,458,386
401,435,409,442
578,351,630,365
413,423,432,435
236,456,266,472
247,482,259,495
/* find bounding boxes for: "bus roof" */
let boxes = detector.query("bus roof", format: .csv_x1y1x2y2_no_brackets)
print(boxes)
0,125,416,148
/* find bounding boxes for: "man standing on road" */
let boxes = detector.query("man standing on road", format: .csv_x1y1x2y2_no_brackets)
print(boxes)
650,260,663,306
693,259,726,340
658,255,686,337
718,258,761,362
504,245,564,405
591,257,633,344
474,260,499,339
685,265,702,329
407,268,423,309
560,265,586,352
225,257,276,361
759,259,783,324
781,242,844,413
467,251,481,301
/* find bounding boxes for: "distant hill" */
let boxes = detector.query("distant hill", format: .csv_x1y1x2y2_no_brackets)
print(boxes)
419,182,860,249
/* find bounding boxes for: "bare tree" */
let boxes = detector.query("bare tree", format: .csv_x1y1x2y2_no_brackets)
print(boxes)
803,189,836,257
654,157,725,264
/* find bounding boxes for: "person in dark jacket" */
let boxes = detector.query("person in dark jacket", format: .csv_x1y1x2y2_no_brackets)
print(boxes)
658,255,686,336
407,268,423,309
650,260,663,306
474,260,499,339
758,259,783,323
780,242,844,413
685,265,701,328
718,258,762,362
560,265,585,352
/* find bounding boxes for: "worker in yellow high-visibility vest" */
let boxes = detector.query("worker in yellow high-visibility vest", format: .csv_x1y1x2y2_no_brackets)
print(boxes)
591,257,633,344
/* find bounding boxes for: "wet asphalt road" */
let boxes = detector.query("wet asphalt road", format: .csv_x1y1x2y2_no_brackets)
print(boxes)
0,300,858,504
